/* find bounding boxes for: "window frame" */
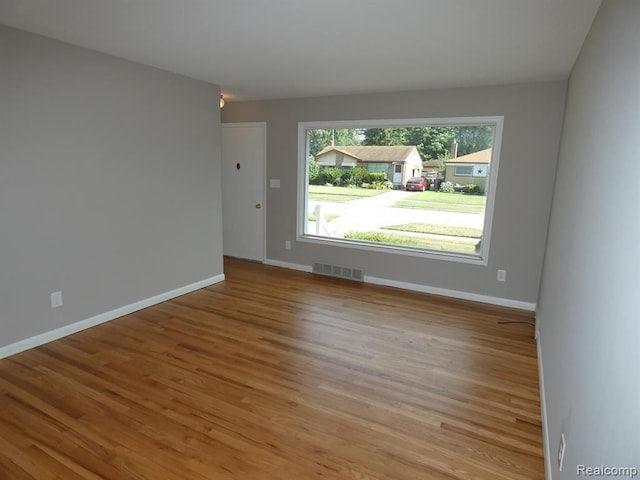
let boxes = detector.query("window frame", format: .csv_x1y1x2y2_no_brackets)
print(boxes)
454,165,474,176
297,116,503,265
367,163,389,174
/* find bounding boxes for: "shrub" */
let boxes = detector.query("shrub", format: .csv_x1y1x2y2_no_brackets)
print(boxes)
439,181,455,193
340,169,351,185
308,158,321,184
366,172,387,184
343,167,369,187
364,181,391,190
361,172,390,190
462,184,481,195
320,167,344,185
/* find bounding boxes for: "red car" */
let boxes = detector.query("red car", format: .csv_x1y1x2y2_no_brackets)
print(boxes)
405,177,429,191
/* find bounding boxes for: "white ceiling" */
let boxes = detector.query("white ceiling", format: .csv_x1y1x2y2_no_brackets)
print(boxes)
0,0,601,102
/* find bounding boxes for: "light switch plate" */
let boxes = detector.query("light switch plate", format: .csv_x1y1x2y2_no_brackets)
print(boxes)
50,291,63,308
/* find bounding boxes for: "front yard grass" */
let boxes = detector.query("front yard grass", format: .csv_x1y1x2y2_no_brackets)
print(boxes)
395,191,486,214
382,223,483,239
344,231,478,254
309,185,386,203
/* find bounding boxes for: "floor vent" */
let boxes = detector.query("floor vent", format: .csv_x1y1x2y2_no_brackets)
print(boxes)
312,262,364,282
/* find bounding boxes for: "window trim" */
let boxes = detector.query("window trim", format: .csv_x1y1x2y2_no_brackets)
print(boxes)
297,116,503,265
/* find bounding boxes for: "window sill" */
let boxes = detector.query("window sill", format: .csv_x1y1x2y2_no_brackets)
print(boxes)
297,234,488,266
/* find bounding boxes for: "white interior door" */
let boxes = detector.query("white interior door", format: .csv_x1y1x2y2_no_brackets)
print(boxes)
221,123,266,261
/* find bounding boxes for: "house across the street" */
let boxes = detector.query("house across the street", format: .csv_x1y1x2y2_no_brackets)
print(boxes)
315,145,423,188
444,148,492,192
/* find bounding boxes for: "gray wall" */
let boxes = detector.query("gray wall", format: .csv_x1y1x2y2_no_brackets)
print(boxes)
537,0,640,476
0,26,224,348
223,82,567,305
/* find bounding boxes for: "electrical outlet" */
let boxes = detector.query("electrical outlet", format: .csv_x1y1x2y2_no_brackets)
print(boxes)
558,433,566,471
50,291,63,308
497,269,507,282
285,240,291,250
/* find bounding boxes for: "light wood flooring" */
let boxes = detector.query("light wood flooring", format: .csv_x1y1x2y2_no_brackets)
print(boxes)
0,257,544,479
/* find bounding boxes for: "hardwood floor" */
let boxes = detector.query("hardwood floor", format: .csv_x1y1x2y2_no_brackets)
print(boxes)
0,258,544,479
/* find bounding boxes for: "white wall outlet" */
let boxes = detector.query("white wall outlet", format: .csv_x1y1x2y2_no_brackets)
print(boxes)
270,178,281,188
497,269,507,282
285,240,291,250
50,291,63,308
558,433,566,471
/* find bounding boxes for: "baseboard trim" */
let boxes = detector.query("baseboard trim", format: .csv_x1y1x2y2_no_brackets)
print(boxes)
264,258,535,311
365,275,536,311
0,274,225,360
264,258,313,273
537,332,553,480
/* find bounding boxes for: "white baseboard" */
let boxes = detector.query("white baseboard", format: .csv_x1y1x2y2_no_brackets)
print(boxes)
364,275,536,311
265,258,535,311
264,258,312,273
0,274,225,360
537,332,553,480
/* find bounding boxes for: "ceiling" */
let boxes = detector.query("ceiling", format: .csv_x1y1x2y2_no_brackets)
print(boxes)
0,0,601,102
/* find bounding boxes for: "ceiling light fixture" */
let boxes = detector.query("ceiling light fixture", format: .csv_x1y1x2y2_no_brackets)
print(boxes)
219,94,225,108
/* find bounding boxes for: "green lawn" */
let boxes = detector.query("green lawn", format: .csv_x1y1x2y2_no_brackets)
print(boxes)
382,223,483,239
344,231,479,254
309,185,386,203
395,191,486,213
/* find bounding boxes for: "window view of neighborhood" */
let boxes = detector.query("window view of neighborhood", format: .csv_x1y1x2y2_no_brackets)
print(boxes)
302,122,499,259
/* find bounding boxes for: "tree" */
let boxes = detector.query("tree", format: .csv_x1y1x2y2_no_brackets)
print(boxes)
307,125,494,162
308,129,330,158
405,127,456,160
308,157,320,184
455,126,494,156
362,128,408,146
308,129,361,158
333,129,361,147
363,127,455,160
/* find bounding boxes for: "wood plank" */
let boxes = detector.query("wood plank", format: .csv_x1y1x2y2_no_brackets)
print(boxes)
0,257,543,479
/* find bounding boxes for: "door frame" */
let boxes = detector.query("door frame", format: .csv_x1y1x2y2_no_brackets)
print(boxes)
221,122,267,263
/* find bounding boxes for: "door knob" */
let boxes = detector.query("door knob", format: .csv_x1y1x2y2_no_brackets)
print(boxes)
255,203,262,209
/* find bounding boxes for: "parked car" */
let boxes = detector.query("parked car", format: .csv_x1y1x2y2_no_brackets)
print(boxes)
405,177,429,191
